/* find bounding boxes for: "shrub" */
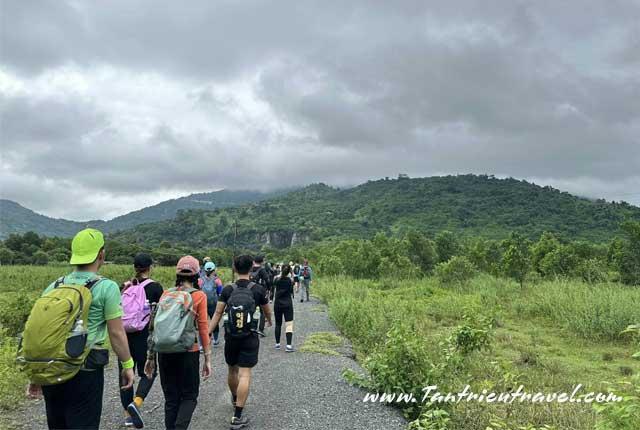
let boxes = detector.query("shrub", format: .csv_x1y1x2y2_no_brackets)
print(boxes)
576,258,609,284
0,293,37,337
435,256,477,285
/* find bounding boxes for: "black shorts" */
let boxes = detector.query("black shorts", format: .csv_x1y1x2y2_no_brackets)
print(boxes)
224,333,260,368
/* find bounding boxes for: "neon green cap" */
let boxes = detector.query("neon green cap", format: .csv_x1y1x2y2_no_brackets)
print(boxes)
69,228,105,265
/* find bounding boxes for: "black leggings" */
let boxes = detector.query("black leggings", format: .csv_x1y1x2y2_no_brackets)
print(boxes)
119,328,156,409
158,351,200,430
274,305,294,345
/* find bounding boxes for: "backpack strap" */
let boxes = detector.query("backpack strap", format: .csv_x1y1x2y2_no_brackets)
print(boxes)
84,276,102,290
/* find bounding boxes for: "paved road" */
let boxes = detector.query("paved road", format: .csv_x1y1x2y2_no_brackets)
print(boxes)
13,297,406,430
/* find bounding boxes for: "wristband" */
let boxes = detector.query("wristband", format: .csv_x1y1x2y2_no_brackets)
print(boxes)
121,358,134,369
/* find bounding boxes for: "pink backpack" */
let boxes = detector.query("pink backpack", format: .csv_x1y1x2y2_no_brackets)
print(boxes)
122,279,152,333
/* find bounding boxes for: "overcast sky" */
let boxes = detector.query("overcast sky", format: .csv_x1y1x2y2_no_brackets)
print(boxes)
1,0,639,220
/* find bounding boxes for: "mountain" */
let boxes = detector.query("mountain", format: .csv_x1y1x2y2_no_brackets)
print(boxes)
112,175,640,249
0,190,282,239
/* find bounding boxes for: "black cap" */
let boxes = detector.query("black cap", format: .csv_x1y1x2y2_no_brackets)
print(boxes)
133,253,153,269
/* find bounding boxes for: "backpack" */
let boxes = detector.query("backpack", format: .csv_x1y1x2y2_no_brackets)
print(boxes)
17,276,100,386
302,266,310,279
249,267,265,286
200,276,218,313
152,287,198,353
225,283,257,339
121,279,152,333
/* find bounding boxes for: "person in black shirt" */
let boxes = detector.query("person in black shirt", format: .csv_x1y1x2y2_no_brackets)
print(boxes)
273,264,295,352
249,255,272,337
209,255,272,430
119,253,164,428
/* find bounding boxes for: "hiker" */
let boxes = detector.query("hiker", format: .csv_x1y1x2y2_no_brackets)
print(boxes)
249,255,272,337
20,228,135,430
208,255,272,430
299,259,313,302
199,256,212,279
293,262,301,291
119,253,164,428
199,261,223,346
144,256,212,430
273,264,295,352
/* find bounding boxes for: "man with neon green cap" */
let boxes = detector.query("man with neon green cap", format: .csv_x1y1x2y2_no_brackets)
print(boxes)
26,228,137,429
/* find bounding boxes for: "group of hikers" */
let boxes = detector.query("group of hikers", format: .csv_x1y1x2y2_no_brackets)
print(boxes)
18,228,314,430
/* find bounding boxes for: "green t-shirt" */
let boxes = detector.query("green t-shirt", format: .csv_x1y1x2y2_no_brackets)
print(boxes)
43,271,123,348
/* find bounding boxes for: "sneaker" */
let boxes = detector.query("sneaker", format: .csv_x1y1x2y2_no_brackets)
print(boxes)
275,343,281,349
213,338,220,346
257,331,266,338
285,345,294,353
300,299,304,303
230,416,249,430
124,417,134,427
126,403,144,429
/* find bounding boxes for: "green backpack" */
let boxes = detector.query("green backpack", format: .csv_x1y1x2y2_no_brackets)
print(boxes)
17,276,99,385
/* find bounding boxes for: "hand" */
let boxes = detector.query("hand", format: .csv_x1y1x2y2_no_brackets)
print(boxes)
120,368,135,390
26,383,42,399
144,359,156,380
202,359,212,380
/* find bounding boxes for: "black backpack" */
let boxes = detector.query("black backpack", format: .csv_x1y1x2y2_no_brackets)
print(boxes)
249,267,265,286
225,283,257,339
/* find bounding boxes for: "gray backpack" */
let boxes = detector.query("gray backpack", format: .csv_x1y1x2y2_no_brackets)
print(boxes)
152,287,198,353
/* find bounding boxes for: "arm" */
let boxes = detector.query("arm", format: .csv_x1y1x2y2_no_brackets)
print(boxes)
107,318,134,389
195,294,212,379
209,301,226,334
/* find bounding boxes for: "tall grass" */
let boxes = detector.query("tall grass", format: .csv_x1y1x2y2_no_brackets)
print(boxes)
515,280,640,340
315,274,640,429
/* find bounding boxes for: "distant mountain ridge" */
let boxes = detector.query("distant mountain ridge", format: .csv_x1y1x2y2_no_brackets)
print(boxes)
113,175,640,249
0,189,282,239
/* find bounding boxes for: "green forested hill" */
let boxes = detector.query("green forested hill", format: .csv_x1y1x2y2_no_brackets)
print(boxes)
0,190,281,239
113,175,640,248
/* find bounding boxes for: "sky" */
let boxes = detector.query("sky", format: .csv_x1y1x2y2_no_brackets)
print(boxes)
1,0,639,221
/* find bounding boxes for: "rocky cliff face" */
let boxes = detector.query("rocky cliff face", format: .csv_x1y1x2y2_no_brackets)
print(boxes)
253,231,309,248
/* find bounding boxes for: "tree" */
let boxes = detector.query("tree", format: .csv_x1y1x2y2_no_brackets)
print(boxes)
501,232,531,287
435,256,477,285
0,247,15,265
435,230,460,263
405,230,437,274
33,250,49,265
531,232,560,274
539,245,579,278
619,221,640,285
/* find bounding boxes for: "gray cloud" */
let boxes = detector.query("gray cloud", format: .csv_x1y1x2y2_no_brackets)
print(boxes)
1,0,639,220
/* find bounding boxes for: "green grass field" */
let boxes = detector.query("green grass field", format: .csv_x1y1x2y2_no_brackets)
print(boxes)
315,275,640,429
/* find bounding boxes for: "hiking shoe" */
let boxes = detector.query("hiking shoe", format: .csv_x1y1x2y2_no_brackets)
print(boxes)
126,403,144,429
257,331,266,338
230,416,249,430
124,417,134,427
285,345,294,353
275,343,281,349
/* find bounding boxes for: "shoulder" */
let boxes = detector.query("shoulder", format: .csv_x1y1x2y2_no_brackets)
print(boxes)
219,284,234,301
94,277,119,294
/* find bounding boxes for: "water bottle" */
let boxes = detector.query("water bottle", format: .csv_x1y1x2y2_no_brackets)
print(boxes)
66,319,88,358
253,306,260,329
